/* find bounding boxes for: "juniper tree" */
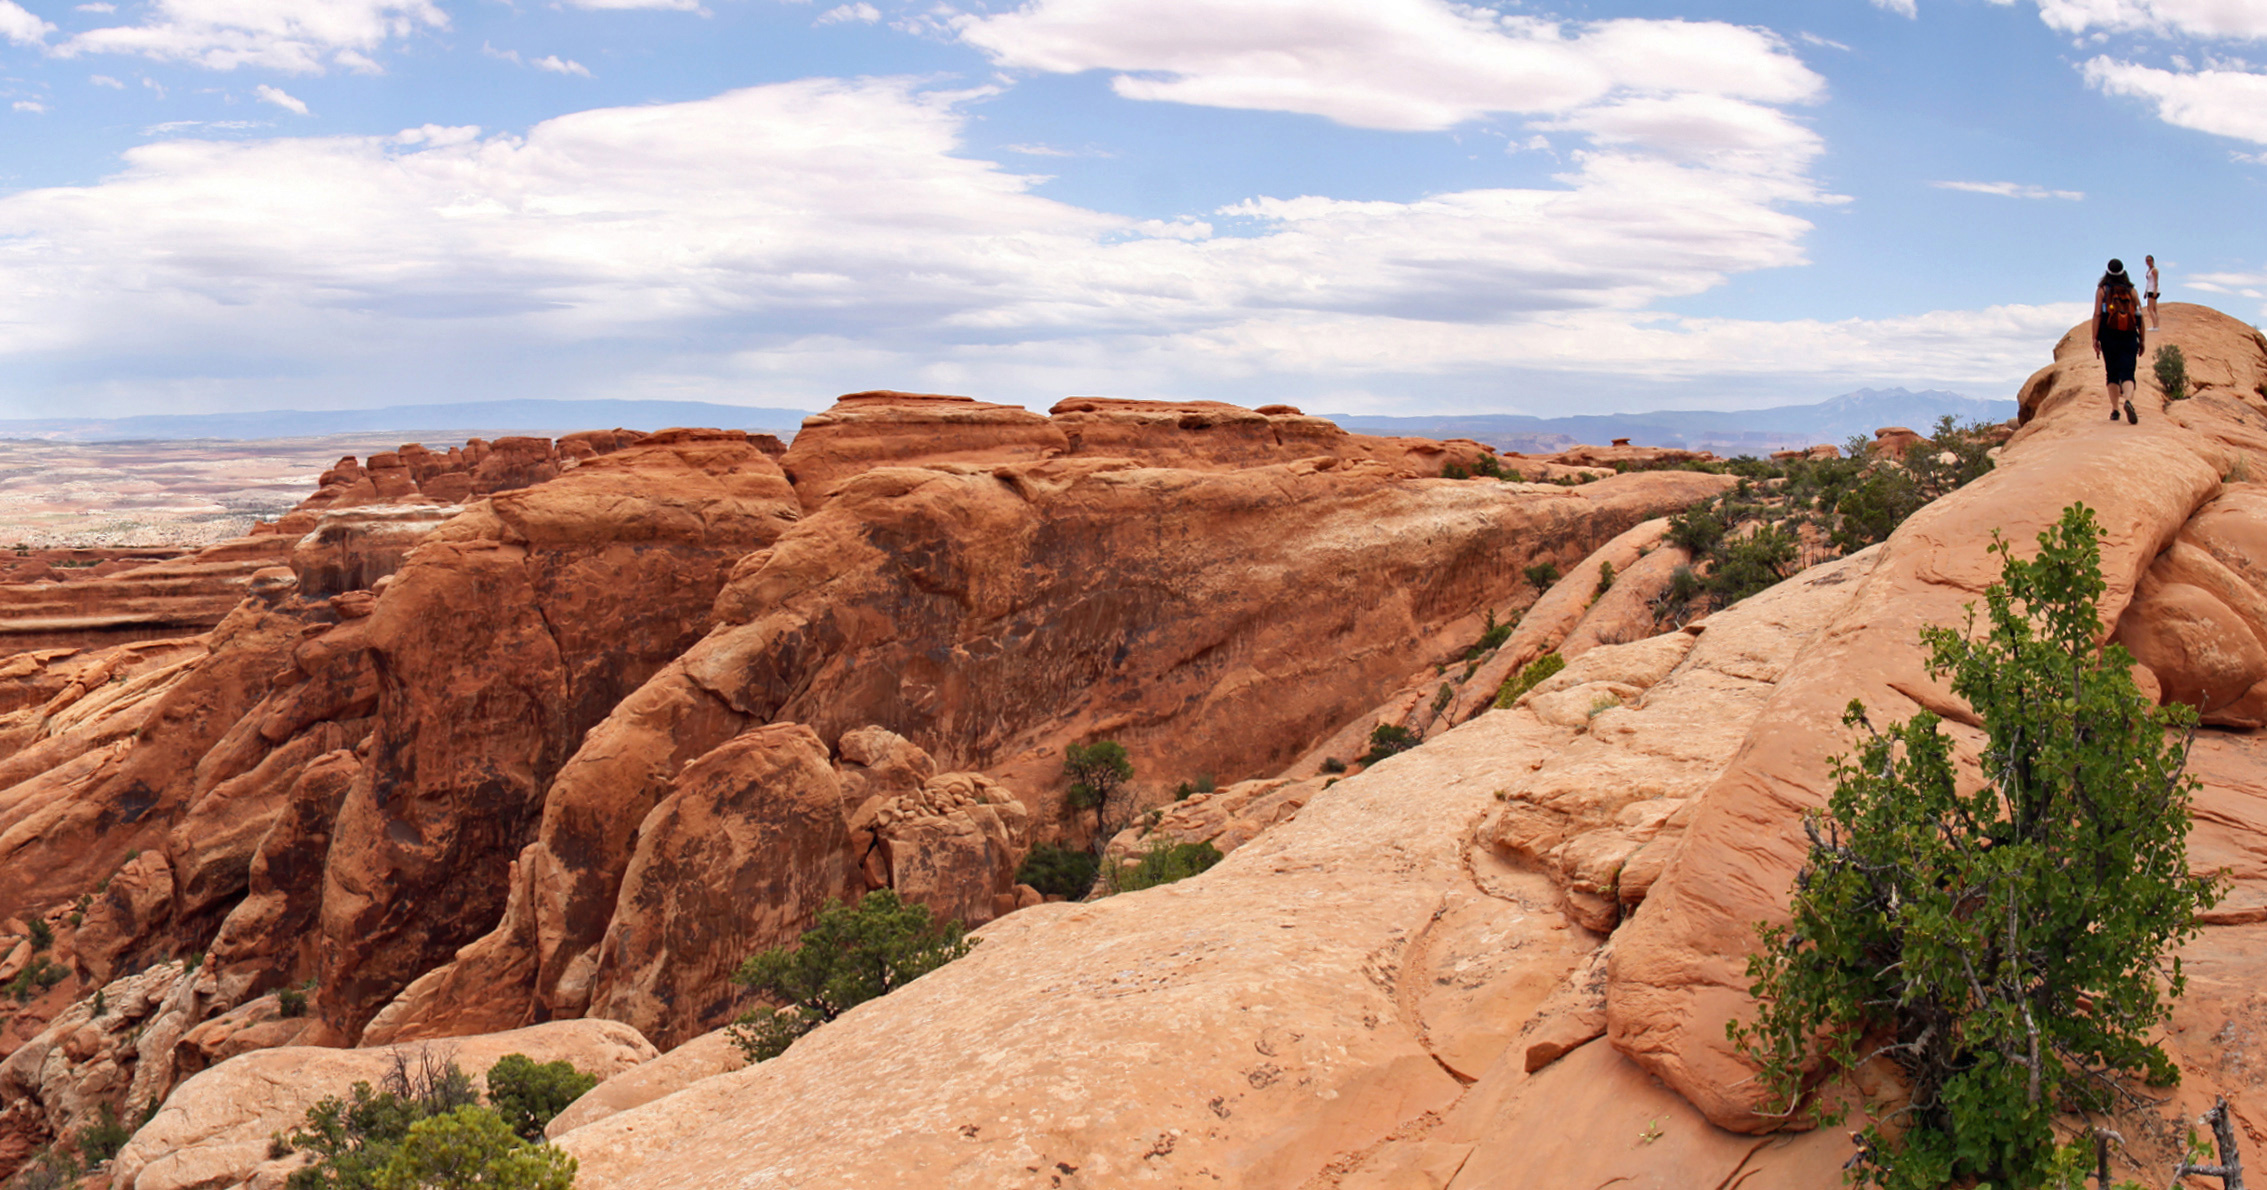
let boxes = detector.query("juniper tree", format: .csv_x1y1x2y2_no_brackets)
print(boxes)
1733,503,2224,1189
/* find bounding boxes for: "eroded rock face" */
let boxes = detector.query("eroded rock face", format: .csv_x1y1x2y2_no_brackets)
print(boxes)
310,433,802,1042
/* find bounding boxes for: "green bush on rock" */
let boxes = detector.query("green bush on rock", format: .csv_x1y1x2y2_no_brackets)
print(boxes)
1732,504,2222,1190
1116,841,1223,893
728,889,975,1064
1015,842,1099,901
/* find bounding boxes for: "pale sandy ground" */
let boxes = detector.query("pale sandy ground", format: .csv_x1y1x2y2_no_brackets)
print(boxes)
0,435,415,547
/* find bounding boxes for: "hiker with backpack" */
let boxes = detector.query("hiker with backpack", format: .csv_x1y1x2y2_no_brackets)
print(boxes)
2094,258,2146,424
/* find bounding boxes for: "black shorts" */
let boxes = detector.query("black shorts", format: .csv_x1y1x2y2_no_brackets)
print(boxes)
2100,331,2139,384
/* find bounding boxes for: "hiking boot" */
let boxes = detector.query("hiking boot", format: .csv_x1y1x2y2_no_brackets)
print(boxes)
2110,408,2121,421
2125,399,2139,424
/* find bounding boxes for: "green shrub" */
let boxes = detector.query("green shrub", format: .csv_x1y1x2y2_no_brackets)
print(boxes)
1703,525,1797,608
1734,504,2222,1190
280,1053,483,1190
1522,561,1560,591
728,889,975,1064
1901,415,1998,502
1063,741,1133,848
1016,842,1099,901
1830,468,1924,552
279,987,309,1018
372,1105,576,1190
1116,841,1223,893
1319,757,1346,774
1358,723,1419,765
9,1148,81,1190
77,1103,131,1166
1493,652,1565,708
91,988,107,1018
1593,561,1615,597
8,957,67,1002
1171,773,1216,801
484,1055,598,1143
1665,503,1726,556
27,918,52,952
2154,343,2191,399
1467,608,1514,657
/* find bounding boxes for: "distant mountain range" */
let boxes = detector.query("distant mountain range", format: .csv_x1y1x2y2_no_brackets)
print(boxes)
0,399,816,442
1329,388,2018,456
0,388,2014,453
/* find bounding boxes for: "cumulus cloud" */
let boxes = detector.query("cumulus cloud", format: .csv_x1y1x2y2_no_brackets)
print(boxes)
2083,56,2267,142
818,3,881,24
255,83,309,113
2030,0,2267,39
1932,179,2085,199
1,0,53,46
956,0,1821,132
12,99,47,112
0,74,2051,414
563,0,705,10
89,73,124,87
59,0,447,74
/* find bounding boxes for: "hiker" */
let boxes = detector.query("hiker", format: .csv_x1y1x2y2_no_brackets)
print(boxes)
2094,258,2146,424
2145,254,2162,330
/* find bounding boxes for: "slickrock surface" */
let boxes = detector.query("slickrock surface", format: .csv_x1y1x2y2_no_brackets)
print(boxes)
1608,304,2267,1135
547,567,1868,1187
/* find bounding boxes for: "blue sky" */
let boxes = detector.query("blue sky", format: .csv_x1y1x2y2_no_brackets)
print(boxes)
1,0,2263,419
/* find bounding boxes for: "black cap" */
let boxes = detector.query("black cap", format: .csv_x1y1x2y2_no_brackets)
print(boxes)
2108,258,2126,274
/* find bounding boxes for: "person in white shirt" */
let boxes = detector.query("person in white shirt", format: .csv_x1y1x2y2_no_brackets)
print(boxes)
2145,255,2161,330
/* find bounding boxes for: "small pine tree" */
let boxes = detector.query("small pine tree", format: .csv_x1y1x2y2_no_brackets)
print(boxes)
728,890,975,1063
2154,343,2192,400
483,1055,598,1143
1063,741,1134,852
1733,503,2224,1189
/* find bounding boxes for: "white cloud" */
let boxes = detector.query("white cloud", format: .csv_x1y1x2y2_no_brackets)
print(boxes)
533,54,592,76
90,74,125,87
2083,56,2267,142
255,83,309,113
2031,0,2267,39
0,75,2043,415
1799,32,1852,50
817,3,880,24
1870,0,1918,18
1,0,54,45
956,0,1821,132
59,0,447,74
1932,179,2086,199
13,99,47,112
76,2,117,10
563,0,705,10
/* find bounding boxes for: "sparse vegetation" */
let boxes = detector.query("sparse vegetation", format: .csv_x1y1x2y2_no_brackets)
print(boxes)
1733,504,2221,1190
279,986,309,1017
76,1103,131,1167
7,1148,81,1190
1171,773,1216,801
1358,723,1419,765
27,918,53,952
278,1050,495,1190
1467,608,1514,658
1063,741,1134,854
2155,343,2192,399
1493,652,1565,708
8,957,68,1002
1116,841,1223,893
728,889,975,1064
1522,561,1561,591
1594,560,1616,597
1015,842,1099,901
483,1054,598,1143
1319,757,1346,774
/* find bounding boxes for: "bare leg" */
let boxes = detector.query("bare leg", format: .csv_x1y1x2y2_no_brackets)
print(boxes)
2148,294,2160,330
2122,380,2140,424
